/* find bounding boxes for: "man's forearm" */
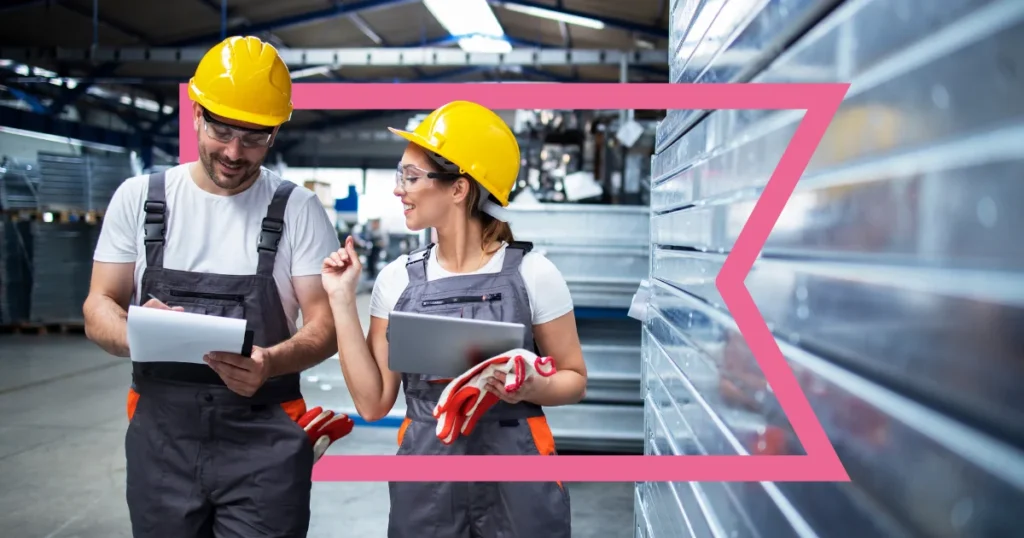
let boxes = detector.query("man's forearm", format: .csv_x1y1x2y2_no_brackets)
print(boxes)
266,314,338,377
83,295,131,357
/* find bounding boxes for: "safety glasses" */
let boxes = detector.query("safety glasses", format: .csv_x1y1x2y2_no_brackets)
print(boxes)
202,109,274,148
394,162,464,192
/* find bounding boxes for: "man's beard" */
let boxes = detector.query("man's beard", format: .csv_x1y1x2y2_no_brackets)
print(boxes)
199,145,261,190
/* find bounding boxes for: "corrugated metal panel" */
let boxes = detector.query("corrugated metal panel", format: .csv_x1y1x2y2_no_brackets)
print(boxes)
34,152,130,212
86,153,132,212
640,0,1024,536
36,153,89,210
662,0,845,151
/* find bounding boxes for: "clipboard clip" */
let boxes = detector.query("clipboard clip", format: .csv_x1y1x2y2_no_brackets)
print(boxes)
241,329,255,358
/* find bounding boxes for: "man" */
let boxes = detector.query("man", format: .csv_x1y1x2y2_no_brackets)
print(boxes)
366,218,386,279
83,36,342,537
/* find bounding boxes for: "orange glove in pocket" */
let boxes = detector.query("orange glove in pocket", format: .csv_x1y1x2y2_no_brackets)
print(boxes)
297,406,355,462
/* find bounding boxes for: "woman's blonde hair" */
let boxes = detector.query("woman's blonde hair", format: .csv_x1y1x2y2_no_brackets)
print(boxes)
463,179,515,255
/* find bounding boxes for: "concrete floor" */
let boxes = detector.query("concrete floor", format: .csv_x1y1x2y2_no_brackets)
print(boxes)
0,294,637,537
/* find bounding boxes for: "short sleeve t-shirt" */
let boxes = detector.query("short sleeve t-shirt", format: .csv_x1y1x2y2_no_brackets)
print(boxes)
369,242,574,325
92,163,341,334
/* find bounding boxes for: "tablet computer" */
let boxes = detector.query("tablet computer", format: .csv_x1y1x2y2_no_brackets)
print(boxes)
387,311,526,378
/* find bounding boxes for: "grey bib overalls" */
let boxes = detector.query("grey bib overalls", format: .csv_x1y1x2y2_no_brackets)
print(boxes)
123,171,314,538
387,241,572,538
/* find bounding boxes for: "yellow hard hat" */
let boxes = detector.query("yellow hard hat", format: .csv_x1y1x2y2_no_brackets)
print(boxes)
187,36,293,127
389,100,520,207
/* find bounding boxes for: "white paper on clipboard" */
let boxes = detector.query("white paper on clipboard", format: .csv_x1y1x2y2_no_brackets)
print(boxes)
126,305,247,364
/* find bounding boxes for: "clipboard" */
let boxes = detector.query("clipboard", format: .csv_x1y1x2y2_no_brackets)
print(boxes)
241,329,255,358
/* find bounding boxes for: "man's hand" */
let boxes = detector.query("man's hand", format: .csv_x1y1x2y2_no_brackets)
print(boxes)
141,297,184,312
204,346,273,397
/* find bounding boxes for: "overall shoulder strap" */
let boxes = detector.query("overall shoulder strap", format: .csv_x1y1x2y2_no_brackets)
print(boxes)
404,242,433,283
143,171,167,269
256,180,297,276
499,240,533,274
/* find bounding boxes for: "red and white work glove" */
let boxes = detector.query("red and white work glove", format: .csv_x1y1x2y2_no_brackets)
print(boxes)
296,406,355,462
432,349,557,445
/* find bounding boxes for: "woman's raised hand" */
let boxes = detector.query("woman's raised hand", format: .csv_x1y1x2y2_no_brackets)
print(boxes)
321,235,363,303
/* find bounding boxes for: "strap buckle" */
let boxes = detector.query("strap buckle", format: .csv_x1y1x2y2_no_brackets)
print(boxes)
143,200,166,243
144,201,166,215
405,242,433,266
258,217,284,252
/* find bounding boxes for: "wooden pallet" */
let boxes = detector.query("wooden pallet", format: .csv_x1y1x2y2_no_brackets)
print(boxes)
0,322,86,335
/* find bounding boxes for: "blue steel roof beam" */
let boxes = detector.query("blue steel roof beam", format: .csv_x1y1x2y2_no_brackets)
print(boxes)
42,61,120,116
2,79,167,134
3,86,48,114
0,2,151,116
0,103,178,153
491,1,668,40
0,65,173,124
172,0,419,47
38,0,159,117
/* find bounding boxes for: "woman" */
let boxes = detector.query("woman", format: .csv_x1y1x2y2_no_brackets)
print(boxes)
320,100,587,537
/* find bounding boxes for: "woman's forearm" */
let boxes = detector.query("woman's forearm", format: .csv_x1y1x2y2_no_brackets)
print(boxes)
329,295,389,419
529,370,587,407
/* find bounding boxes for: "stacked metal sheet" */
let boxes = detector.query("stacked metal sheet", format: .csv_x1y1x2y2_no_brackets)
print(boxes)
504,204,649,453
0,216,33,324
28,221,98,324
638,0,1024,537
86,153,132,212
0,158,41,210
34,151,130,212
36,153,90,210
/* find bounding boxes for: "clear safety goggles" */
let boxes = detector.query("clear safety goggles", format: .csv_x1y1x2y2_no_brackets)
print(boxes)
394,162,511,222
394,162,461,191
202,109,274,148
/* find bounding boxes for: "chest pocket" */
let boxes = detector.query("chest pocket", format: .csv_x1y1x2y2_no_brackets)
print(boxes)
417,291,506,321
165,289,247,319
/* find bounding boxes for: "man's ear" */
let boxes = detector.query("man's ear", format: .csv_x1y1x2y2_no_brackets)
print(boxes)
192,103,203,132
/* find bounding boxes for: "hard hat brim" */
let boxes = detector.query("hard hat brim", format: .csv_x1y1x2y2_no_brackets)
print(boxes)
189,80,291,128
388,127,439,155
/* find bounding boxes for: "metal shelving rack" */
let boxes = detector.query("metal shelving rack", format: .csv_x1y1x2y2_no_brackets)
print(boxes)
637,0,1024,536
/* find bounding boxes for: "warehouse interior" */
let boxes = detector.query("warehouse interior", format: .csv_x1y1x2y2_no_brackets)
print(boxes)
2,0,1023,537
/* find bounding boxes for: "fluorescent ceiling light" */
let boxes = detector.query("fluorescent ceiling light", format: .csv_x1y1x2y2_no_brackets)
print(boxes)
424,0,512,53
499,3,605,30
290,65,335,79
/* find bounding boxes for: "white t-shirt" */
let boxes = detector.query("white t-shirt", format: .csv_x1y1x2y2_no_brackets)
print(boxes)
369,242,574,325
93,163,341,334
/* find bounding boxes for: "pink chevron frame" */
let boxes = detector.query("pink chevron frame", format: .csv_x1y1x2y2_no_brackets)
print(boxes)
179,81,851,483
